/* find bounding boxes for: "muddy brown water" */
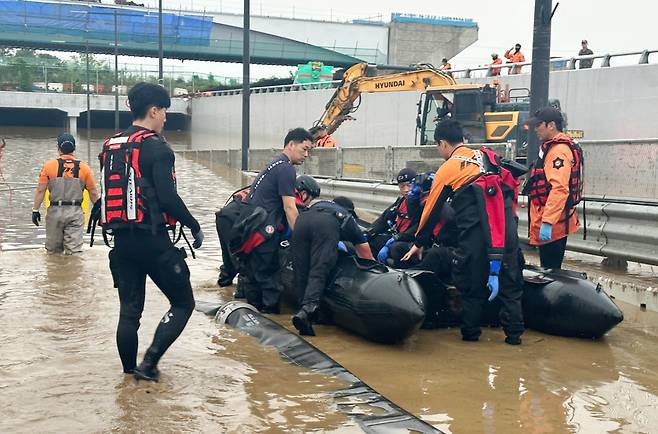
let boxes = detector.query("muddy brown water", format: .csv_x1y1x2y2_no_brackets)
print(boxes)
2,127,658,433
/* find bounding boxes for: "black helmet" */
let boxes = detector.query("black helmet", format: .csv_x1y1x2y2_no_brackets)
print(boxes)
295,175,321,198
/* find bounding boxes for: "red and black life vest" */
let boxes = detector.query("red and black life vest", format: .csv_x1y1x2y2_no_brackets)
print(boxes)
454,147,517,261
99,128,177,232
524,136,584,208
394,197,413,234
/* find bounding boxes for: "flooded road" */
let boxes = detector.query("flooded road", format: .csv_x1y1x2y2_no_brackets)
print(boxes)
2,127,658,433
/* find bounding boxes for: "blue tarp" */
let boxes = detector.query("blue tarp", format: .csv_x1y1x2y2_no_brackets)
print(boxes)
0,0,212,46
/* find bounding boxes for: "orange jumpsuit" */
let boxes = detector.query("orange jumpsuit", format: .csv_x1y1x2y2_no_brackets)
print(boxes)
528,133,580,245
504,49,525,74
316,135,336,148
491,58,503,76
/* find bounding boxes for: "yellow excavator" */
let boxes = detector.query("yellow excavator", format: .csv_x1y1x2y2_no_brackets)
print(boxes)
314,63,530,149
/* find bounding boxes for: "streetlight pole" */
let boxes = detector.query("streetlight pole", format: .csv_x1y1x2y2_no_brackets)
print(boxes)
241,0,250,171
86,37,91,164
158,0,163,85
114,9,119,131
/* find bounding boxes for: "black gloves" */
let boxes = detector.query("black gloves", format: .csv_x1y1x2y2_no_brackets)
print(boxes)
192,227,204,249
31,210,41,226
90,200,102,223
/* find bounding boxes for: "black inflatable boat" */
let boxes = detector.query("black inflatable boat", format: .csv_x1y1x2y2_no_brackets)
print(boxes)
281,251,623,342
280,252,427,344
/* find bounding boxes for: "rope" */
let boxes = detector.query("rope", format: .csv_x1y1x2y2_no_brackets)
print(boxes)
0,138,13,205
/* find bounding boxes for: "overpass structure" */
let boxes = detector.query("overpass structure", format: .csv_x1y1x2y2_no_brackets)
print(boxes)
0,0,478,67
0,90,187,135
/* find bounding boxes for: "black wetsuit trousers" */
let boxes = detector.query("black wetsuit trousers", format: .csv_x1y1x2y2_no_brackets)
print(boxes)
109,230,195,372
242,233,282,311
291,211,340,307
539,236,568,269
452,199,524,341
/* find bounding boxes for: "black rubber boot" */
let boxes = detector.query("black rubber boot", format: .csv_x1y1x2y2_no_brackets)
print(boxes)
292,304,318,336
505,335,522,345
134,351,160,382
217,267,235,288
461,335,479,342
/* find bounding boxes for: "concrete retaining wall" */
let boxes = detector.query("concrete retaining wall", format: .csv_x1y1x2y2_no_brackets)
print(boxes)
190,63,658,149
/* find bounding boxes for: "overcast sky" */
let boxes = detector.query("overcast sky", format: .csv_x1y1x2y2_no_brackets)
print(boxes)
117,0,658,79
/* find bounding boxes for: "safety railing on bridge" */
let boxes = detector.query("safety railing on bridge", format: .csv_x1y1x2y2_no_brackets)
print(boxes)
450,49,658,79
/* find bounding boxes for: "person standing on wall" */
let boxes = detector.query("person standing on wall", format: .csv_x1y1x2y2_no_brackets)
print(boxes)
98,82,204,382
32,133,99,255
490,53,503,76
578,40,594,69
523,107,584,270
504,43,526,74
311,125,336,148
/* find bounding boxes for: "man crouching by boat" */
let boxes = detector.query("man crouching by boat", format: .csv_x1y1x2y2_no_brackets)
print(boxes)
292,196,374,336
402,119,524,345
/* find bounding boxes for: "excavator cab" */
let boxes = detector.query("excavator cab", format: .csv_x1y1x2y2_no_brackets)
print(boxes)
419,84,495,144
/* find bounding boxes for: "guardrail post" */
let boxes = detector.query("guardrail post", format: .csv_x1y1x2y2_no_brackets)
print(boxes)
567,58,576,70
464,68,472,78
385,146,394,183
602,256,628,270
602,54,611,67
335,147,343,179
639,50,650,64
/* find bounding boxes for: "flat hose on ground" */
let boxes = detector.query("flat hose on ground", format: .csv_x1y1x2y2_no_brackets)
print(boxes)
196,300,443,434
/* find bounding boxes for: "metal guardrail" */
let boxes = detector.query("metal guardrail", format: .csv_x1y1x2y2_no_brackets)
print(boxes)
314,179,658,267
178,146,658,266
191,48,658,97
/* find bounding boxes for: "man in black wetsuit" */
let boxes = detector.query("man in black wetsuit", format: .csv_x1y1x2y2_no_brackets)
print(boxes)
233,128,312,313
100,82,204,381
291,196,374,336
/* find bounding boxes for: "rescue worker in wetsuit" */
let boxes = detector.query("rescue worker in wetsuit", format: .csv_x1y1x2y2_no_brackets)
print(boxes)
216,175,321,292
291,196,374,336
99,82,204,382
32,133,99,254
367,168,417,255
232,128,312,314
402,119,524,345
524,107,583,269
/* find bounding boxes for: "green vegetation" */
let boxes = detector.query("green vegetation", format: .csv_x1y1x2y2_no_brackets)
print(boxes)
0,49,291,93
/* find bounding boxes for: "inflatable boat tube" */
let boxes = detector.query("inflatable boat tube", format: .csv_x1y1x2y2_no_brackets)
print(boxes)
520,266,623,338
417,265,623,338
280,252,427,344
197,301,444,434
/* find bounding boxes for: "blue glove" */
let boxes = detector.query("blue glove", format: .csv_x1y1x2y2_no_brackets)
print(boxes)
408,183,422,199
539,223,553,242
487,260,501,301
385,237,395,247
377,246,390,263
337,241,348,252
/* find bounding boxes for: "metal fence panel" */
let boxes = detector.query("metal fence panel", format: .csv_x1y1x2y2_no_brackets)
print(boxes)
580,139,658,199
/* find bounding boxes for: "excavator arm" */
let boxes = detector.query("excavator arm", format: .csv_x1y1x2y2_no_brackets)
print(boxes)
315,63,457,135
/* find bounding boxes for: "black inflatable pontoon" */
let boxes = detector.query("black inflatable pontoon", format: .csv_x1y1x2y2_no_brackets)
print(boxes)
196,300,443,434
279,253,427,344
280,251,622,341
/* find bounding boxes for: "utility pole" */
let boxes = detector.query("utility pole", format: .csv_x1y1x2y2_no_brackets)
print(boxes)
158,0,164,85
86,38,91,164
241,0,250,171
527,0,557,163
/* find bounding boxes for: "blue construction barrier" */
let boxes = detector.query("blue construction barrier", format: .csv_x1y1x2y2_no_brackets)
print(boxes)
0,0,212,46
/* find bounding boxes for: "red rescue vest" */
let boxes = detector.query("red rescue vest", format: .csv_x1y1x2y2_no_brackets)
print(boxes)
99,129,177,232
394,197,413,234
454,147,517,260
524,136,584,208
